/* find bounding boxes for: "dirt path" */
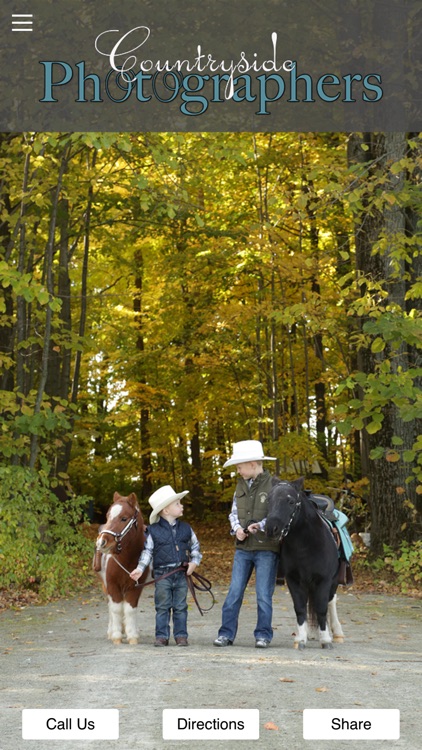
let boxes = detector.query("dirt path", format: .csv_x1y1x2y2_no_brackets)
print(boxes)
0,583,421,750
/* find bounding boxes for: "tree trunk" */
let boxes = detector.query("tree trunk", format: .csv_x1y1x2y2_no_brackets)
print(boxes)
348,133,385,481
190,422,205,516
349,132,420,553
46,197,72,404
133,246,152,501
305,176,328,478
405,134,422,524
29,144,70,469
0,181,15,392
15,149,31,398
62,149,95,474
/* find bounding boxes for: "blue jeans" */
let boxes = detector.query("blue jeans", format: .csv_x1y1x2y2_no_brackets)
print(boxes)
218,549,278,642
154,568,188,640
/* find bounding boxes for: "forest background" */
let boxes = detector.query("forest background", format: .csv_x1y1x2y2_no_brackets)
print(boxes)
0,131,421,602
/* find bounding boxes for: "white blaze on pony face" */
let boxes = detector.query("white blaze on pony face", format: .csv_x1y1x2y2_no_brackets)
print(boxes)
96,503,124,552
109,503,123,520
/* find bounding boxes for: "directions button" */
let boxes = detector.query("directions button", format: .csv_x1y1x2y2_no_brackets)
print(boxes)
163,709,260,740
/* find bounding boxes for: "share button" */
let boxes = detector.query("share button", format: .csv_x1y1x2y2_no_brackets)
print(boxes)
303,709,400,740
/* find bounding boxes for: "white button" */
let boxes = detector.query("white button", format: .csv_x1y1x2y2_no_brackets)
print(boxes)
22,709,119,740
303,709,400,740
163,709,259,740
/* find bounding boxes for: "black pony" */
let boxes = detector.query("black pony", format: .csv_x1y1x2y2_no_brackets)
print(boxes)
266,477,344,649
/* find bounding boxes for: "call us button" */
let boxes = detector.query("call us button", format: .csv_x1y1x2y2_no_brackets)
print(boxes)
303,709,400,740
22,709,119,740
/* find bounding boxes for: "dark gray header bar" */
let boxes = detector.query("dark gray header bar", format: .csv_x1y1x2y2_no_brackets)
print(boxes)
0,0,420,131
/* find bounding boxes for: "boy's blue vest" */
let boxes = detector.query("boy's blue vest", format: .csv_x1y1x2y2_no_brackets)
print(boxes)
148,517,192,568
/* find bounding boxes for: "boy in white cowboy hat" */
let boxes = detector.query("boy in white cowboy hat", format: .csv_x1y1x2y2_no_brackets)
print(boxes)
130,485,202,647
213,440,279,649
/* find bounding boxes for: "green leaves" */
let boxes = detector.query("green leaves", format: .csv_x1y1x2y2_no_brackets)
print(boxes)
0,466,92,598
371,337,386,353
363,311,422,350
0,261,61,310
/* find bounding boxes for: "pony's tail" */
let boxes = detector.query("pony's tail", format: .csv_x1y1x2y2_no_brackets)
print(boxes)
307,591,318,629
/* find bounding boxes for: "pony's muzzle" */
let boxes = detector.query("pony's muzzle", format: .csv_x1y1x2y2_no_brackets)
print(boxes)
96,534,112,551
265,520,280,538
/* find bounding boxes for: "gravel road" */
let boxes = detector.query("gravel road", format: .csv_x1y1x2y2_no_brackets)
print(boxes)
0,582,421,750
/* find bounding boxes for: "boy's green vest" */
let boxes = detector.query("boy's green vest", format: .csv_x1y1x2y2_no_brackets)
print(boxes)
235,470,279,553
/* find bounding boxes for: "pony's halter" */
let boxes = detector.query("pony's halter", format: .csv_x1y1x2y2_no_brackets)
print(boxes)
279,498,301,540
97,509,138,554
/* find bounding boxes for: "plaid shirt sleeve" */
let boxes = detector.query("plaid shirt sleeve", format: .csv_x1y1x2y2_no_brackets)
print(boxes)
229,494,241,534
135,532,154,573
189,529,202,566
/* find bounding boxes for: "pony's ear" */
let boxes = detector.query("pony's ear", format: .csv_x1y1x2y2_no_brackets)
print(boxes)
127,492,139,509
113,491,122,503
292,477,305,491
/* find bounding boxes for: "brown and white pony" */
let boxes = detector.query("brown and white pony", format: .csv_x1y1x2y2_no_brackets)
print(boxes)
95,492,148,644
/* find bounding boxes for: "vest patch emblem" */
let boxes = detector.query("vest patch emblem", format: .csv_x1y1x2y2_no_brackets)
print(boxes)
259,493,267,503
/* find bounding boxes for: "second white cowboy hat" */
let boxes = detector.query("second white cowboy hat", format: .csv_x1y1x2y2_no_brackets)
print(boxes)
148,485,190,524
223,440,276,468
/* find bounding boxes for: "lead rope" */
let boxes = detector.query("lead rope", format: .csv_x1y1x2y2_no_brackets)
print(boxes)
108,555,215,616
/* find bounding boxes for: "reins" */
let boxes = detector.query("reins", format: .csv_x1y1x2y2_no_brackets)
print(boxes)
109,555,215,616
278,498,302,541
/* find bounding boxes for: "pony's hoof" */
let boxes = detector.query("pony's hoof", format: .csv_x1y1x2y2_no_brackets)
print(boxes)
321,641,333,649
128,638,138,645
298,641,306,650
112,638,122,645
333,635,344,643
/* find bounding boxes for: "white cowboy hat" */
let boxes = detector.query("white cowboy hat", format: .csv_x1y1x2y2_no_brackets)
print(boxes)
148,484,190,524
223,440,277,468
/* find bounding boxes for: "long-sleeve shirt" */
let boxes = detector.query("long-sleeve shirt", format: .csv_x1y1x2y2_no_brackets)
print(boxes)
135,523,202,573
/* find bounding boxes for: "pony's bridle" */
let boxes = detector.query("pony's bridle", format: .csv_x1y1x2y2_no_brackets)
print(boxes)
277,497,301,541
97,508,139,554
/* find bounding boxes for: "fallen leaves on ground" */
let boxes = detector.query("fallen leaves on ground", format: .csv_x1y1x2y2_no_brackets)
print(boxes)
0,588,41,612
264,722,279,731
